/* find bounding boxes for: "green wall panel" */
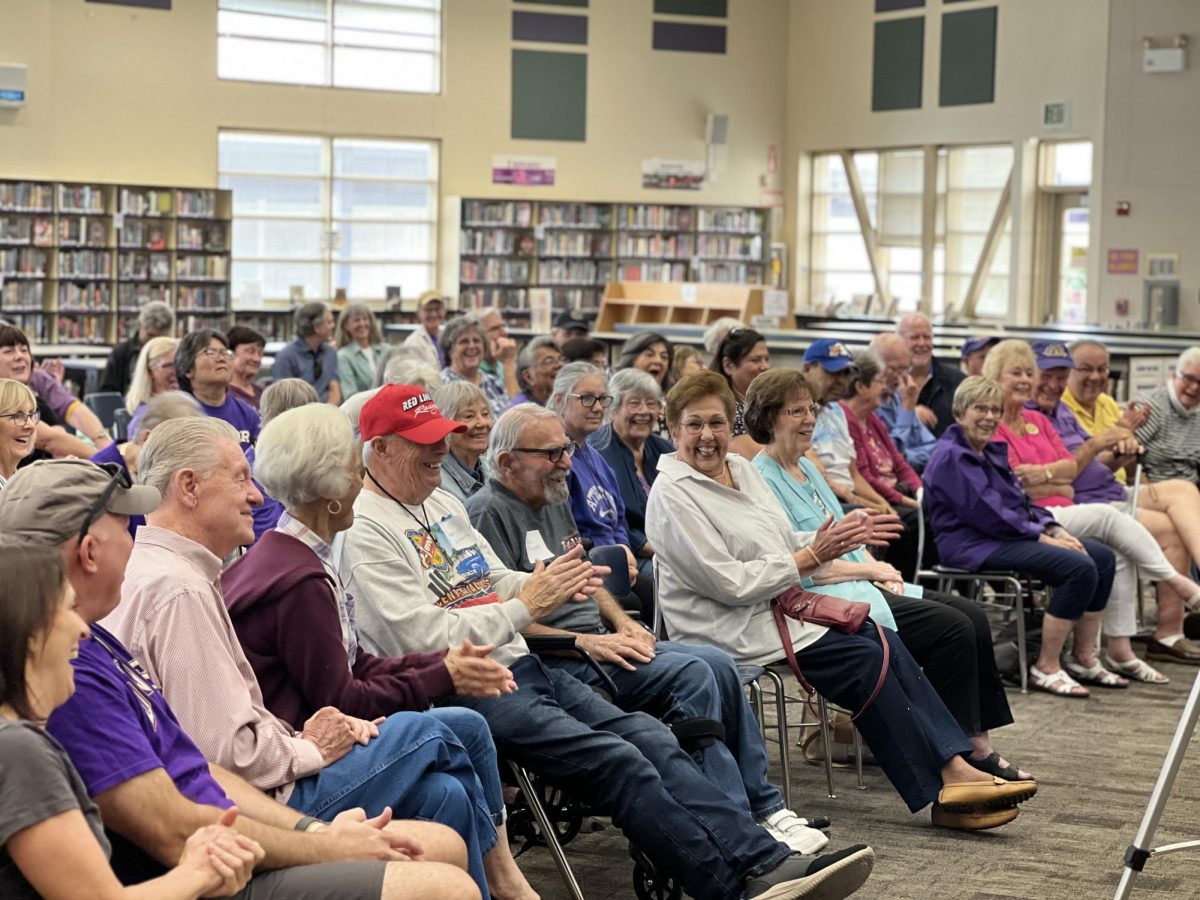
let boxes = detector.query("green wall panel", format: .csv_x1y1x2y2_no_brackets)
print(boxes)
939,7,996,106
512,50,587,141
654,0,728,17
872,17,923,111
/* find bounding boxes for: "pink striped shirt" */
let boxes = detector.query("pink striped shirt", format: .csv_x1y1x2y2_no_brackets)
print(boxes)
103,526,324,800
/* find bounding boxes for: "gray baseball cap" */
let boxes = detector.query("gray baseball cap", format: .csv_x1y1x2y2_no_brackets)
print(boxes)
0,459,160,543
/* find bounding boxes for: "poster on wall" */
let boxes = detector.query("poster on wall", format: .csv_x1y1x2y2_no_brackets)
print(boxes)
641,158,706,190
1106,248,1138,275
492,155,557,186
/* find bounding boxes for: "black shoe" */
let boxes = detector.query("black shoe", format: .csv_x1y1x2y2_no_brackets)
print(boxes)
1184,612,1200,641
744,845,875,899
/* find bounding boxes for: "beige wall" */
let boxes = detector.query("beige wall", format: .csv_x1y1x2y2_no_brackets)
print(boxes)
1097,0,1200,330
0,0,788,288
784,0,1110,322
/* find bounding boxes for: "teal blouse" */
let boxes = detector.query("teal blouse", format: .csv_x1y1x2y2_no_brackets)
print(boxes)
337,343,384,395
751,453,899,631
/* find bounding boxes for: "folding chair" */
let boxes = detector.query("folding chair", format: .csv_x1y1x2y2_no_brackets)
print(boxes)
84,391,125,431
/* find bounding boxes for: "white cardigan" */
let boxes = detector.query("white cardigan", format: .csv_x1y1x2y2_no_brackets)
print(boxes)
645,452,828,666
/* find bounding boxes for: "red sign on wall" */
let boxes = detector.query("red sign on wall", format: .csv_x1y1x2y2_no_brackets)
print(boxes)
1107,248,1139,275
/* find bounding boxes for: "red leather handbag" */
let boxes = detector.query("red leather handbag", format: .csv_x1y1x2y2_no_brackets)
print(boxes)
771,586,890,723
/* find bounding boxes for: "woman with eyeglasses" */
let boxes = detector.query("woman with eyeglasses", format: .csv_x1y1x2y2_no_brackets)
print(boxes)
174,330,261,452
0,379,38,488
589,369,674,570
645,372,1037,831
0,537,264,898
548,362,644,602
745,369,1029,781
124,336,179,437
924,376,1118,699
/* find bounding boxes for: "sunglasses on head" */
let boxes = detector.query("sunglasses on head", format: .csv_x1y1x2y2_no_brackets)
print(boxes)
79,463,133,542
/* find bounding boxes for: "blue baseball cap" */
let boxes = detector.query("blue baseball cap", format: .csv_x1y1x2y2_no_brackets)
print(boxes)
1032,339,1072,370
803,339,855,372
960,335,1000,359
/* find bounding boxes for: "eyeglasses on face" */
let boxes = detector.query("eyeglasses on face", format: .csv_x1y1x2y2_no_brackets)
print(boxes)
969,403,1002,418
570,392,613,409
536,355,564,370
512,445,573,463
1179,372,1200,389
623,397,662,412
781,404,819,419
1074,365,1109,377
0,410,40,427
199,348,234,360
681,417,729,435
79,463,133,542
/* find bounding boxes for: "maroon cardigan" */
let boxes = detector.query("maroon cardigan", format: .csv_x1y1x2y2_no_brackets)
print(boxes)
221,530,453,730
839,401,922,505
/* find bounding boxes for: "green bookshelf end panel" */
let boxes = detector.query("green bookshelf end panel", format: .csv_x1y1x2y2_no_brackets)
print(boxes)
872,17,924,111
939,7,996,107
512,50,587,142
654,0,728,17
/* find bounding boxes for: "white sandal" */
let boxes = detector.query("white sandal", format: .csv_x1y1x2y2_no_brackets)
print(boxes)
1103,653,1169,684
1029,665,1090,698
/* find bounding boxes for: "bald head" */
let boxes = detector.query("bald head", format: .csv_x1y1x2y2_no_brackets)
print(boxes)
896,313,934,370
872,333,912,391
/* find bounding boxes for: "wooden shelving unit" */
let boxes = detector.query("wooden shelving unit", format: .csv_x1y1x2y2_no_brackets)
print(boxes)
0,178,232,344
595,281,767,332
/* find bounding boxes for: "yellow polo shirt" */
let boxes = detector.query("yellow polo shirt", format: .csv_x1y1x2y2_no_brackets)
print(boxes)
1062,388,1127,483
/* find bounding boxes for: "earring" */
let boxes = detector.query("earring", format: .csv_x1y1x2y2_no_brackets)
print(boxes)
327,499,343,516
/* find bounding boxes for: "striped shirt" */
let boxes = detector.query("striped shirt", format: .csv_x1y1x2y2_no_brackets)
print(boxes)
1135,383,1200,484
441,367,510,420
102,526,323,800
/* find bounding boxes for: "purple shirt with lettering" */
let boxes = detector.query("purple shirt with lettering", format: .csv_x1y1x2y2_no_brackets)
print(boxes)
46,625,232,808
198,392,261,451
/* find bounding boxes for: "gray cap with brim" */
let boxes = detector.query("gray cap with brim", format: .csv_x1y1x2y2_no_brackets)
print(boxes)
0,459,161,544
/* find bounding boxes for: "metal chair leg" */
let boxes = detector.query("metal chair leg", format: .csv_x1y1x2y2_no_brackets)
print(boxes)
815,693,837,799
853,725,865,791
748,680,764,736
508,761,586,900
762,668,793,810
1004,575,1029,694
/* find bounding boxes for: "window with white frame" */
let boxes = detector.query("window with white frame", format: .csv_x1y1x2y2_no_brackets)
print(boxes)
218,131,438,306
217,0,442,94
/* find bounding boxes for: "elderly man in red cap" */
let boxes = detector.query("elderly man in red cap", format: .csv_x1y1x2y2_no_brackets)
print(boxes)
336,383,876,900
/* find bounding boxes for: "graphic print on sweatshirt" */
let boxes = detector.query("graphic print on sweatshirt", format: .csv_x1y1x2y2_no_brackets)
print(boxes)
405,517,500,610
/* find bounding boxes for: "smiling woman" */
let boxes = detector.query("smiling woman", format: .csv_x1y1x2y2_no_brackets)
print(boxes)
0,379,38,487
434,380,494,503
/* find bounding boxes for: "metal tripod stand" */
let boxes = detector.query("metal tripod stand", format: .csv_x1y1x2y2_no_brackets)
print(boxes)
1115,667,1200,898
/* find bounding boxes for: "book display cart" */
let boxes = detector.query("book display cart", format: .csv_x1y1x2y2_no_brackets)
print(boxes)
0,178,231,344
595,281,767,332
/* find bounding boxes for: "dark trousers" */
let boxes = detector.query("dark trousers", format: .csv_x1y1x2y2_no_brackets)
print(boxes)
882,589,1014,738
981,537,1115,620
791,623,972,813
458,656,789,900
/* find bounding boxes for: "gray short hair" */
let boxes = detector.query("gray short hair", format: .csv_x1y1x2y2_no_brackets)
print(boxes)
254,404,356,510
374,344,423,386
134,391,203,442
439,314,486,363
485,403,563,478
341,388,380,442
845,352,880,396
138,417,239,498
138,301,175,334
517,335,561,385
434,380,489,421
952,376,1004,419
383,357,442,389
260,378,319,426
547,361,604,418
1176,346,1200,374
606,368,662,425
703,317,743,356
293,301,329,339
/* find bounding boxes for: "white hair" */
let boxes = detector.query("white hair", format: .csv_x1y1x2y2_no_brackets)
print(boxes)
341,388,381,442
383,357,442,389
547,361,604,418
703,317,743,356
485,403,563,479
134,391,203,443
137,417,239,497
259,378,319,426
254,404,356,511
1176,346,1200,375
433,380,488,421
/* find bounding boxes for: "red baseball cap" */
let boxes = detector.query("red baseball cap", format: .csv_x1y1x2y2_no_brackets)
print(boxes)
359,384,467,445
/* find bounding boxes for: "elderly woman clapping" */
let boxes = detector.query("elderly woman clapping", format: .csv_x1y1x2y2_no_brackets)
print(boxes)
745,368,1029,782
923,376,1116,698
645,371,1037,830
221,403,537,900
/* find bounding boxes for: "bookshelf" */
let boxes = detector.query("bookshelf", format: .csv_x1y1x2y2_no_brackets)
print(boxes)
0,178,231,345
595,281,767,332
448,198,768,324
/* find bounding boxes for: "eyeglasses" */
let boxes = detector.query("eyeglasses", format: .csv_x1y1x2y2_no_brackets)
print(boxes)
0,410,40,427
571,392,613,409
681,417,729,435
781,404,819,419
199,348,234,360
513,445,573,463
79,463,133,542
969,404,1003,418
536,355,564,370
623,398,662,412
1074,365,1109,377
1179,372,1200,389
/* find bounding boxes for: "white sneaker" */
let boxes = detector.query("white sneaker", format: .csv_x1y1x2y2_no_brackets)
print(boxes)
759,808,830,855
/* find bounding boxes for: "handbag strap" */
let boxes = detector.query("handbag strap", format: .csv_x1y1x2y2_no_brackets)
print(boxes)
771,600,891,724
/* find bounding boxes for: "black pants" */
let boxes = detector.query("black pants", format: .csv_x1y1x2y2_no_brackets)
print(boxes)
882,588,1014,738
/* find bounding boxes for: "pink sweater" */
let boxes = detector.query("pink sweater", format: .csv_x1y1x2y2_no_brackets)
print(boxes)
994,409,1074,507
840,402,921,504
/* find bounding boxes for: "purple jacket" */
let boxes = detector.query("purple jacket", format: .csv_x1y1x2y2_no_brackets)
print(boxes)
923,424,1056,570
1025,400,1126,504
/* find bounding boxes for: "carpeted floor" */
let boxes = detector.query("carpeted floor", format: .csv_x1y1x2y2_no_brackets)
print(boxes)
509,657,1200,899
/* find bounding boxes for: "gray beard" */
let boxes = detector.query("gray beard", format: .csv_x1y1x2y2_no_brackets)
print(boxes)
543,476,569,505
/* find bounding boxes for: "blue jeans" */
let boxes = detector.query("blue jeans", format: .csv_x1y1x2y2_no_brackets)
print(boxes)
982,537,1115,619
285,711,497,899
459,656,789,900
546,640,784,820
426,706,505,826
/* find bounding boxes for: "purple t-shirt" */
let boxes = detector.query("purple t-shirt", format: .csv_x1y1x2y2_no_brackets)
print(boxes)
199,392,261,451
45,624,231,809
29,368,79,422
1027,400,1126,504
